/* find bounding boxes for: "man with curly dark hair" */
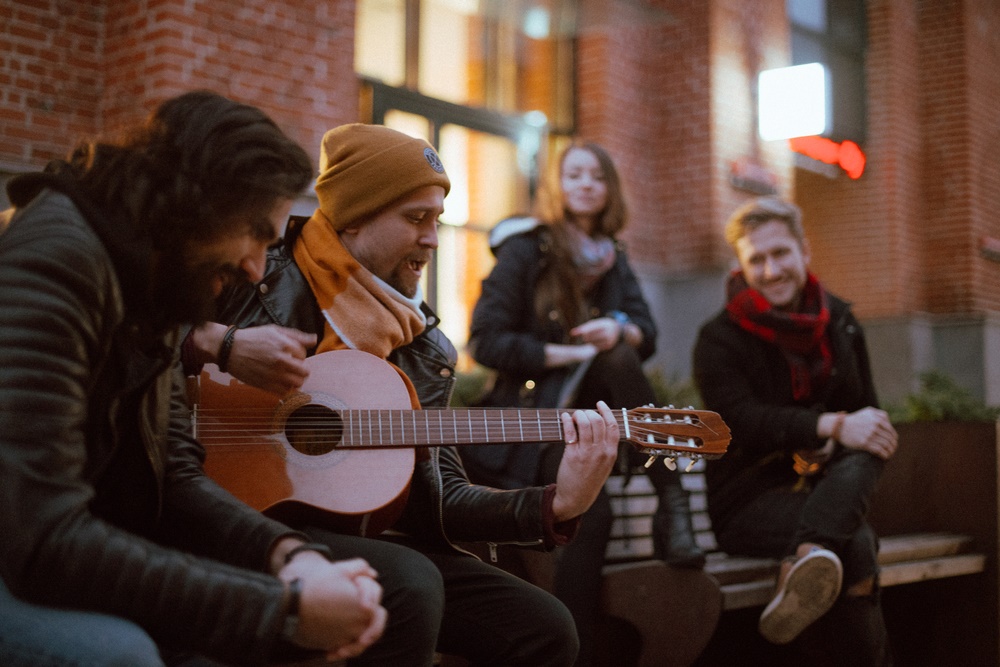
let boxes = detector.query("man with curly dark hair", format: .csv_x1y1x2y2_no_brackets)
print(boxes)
0,91,387,666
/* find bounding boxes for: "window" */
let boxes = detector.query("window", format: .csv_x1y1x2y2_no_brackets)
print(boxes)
788,0,867,143
356,0,575,131
355,1,576,360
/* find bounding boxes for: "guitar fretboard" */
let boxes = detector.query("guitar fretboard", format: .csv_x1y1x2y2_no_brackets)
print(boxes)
336,408,582,448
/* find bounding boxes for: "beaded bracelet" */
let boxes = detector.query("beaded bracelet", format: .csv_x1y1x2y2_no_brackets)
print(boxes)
217,325,239,373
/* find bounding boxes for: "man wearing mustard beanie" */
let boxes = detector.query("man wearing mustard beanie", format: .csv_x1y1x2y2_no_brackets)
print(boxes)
181,123,621,666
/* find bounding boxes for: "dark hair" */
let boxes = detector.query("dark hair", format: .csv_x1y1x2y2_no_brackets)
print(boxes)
66,90,313,249
724,196,805,249
533,141,628,330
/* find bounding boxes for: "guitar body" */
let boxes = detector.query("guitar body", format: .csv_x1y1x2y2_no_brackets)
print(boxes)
196,350,416,536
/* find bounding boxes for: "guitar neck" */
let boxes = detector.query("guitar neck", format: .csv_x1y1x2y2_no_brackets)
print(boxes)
334,407,590,449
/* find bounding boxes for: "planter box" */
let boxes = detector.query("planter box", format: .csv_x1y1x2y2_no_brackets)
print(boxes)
868,421,999,666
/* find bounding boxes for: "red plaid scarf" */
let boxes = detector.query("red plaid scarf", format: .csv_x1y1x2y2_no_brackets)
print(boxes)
725,270,833,401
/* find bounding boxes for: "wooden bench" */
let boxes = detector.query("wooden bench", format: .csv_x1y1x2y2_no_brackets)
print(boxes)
600,448,990,666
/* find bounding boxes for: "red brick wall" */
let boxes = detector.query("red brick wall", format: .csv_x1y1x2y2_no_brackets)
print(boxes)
710,0,793,267
0,0,359,172
575,0,717,273
966,0,1000,312
920,0,977,313
0,1,104,167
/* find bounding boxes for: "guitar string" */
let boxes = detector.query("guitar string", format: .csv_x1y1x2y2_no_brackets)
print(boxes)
190,411,707,434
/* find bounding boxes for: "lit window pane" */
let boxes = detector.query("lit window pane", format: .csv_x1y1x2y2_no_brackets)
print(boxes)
356,0,406,86
758,63,828,141
436,125,524,359
419,0,478,105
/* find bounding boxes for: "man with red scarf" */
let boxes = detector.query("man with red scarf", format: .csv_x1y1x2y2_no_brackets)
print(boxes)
693,196,897,665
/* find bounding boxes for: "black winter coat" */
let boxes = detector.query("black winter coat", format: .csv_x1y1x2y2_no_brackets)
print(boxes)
465,223,656,487
693,293,880,530
0,176,297,665
214,217,560,551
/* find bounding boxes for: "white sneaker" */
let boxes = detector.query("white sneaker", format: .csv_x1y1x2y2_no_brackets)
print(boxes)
758,548,843,644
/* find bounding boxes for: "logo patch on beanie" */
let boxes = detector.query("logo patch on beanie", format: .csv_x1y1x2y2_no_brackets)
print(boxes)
423,147,445,173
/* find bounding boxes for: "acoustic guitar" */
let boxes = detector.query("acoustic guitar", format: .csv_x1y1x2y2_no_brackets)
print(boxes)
192,349,731,536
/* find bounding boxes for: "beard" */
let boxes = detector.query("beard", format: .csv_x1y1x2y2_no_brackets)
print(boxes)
148,248,232,327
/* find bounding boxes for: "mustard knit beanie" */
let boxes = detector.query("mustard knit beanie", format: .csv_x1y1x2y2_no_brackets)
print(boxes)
315,123,451,230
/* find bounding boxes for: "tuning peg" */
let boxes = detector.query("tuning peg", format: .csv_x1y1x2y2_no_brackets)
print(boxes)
664,457,677,471
685,459,697,473
644,455,656,469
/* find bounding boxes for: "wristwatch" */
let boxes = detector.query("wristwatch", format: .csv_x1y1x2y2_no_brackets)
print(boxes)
282,577,302,641
608,311,631,343
281,543,335,641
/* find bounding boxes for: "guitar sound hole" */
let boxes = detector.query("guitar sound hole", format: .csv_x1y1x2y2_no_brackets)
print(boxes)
285,404,344,456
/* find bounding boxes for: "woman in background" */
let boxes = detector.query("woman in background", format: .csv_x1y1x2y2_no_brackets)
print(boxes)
462,141,703,667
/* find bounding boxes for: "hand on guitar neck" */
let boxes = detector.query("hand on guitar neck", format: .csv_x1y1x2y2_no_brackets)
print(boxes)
552,401,621,521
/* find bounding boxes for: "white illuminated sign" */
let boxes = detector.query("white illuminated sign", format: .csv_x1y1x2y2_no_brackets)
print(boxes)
758,63,828,141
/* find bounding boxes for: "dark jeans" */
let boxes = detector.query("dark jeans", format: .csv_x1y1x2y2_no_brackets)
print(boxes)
0,577,164,667
714,448,891,665
714,447,883,586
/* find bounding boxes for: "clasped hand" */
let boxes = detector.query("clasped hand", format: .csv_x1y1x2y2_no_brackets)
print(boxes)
279,552,387,661
570,317,622,352
839,406,898,460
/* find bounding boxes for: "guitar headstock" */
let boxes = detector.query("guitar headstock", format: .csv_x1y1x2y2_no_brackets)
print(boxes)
621,406,731,466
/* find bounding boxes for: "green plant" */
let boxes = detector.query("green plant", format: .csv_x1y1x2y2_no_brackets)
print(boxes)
887,370,1000,423
646,369,703,410
450,365,494,408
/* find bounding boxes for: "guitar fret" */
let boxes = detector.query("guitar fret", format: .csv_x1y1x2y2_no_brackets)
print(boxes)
500,411,506,442
412,410,418,446
483,410,489,443
388,409,394,445
438,410,445,445
518,409,524,442
453,409,458,444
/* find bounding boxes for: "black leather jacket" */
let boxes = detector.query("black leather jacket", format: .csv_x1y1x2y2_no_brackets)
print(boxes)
0,177,298,665
213,217,563,551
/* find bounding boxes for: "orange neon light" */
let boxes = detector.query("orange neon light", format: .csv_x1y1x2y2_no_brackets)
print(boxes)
789,136,866,179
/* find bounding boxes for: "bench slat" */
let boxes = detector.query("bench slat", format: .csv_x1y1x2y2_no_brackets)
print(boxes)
717,551,987,611
877,532,974,564
879,553,986,587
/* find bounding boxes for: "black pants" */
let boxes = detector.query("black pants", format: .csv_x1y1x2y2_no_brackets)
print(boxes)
540,343,679,667
300,528,578,667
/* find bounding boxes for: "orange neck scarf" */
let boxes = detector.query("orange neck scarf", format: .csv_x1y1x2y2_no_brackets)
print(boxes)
293,210,426,407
